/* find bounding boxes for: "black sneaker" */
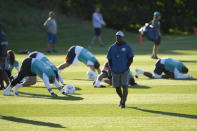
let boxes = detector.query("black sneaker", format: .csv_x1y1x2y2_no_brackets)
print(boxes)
120,104,126,109
94,85,106,88
151,56,159,59
51,92,58,97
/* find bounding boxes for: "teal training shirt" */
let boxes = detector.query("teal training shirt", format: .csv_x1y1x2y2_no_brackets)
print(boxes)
78,48,97,66
164,58,184,72
40,57,58,72
31,59,56,79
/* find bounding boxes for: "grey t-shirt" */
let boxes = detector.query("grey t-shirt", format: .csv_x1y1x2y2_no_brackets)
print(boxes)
44,17,57,34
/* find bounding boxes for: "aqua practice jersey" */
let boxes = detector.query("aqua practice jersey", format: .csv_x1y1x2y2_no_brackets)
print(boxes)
162,58,184,72
31,59,56,79
78,47,97,66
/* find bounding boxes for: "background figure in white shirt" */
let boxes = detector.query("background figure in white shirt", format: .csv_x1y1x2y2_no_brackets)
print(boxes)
43,11,57,53
135,58,194,79
89,8,106,49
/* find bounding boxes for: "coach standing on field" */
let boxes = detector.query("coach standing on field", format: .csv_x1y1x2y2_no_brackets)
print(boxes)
107,31,134,108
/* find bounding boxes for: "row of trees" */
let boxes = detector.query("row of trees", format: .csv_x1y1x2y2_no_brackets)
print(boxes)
22,0,197,33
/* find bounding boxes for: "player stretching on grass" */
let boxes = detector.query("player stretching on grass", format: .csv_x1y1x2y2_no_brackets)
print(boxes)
4,57,65,97
58,45,101,74
135,57,194,79
93,62,138,88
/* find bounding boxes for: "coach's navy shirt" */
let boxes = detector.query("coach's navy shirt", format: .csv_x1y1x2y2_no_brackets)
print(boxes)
107,42,134,73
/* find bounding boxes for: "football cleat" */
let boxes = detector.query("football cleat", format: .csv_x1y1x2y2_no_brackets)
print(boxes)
94,85,106,88
3,89,14,96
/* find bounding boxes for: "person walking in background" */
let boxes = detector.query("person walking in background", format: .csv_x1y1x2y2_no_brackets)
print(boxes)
107,31,134,108
0,24,9,90
149,11,162,59
43,11,57,53
89,8,106,49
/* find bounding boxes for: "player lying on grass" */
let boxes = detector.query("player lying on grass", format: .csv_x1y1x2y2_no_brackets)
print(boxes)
4,57,66,97
93,62,138,88
58,45,101,75
135,57,194,79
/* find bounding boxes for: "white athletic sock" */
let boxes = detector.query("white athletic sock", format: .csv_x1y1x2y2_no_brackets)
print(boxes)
6,85,12,91
17,84,23,89
94,80,101,87
137,69,144,74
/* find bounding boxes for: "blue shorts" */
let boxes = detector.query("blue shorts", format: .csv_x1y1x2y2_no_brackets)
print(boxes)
47,33,57,44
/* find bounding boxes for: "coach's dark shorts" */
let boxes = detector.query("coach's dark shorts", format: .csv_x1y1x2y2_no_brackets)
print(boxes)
94,28,101,36
65,46,76,64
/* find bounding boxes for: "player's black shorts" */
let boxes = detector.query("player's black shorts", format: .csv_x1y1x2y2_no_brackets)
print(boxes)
94,60,100,69
29,52,37,58
20,58,36,77
102,62,112,79
94,28,101,36
154,60,165,75
65,46,76,64
11,58,36,86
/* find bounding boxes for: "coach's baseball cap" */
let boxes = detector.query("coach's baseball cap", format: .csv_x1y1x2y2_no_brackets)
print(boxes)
116,31,124,37
154,11,160,16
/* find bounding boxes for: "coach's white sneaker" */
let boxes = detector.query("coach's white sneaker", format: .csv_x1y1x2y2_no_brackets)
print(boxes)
3,89,14,96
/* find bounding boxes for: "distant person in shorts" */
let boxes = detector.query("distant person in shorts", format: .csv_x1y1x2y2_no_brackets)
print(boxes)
89,8,106,49
44,11,57,53
149,11,162,59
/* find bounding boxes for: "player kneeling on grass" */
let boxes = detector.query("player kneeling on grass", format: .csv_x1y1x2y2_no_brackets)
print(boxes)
58,45,101,77
93,62,138,88
4,57,66,97
135,57,194,79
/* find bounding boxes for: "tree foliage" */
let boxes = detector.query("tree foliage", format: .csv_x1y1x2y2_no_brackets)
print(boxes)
22,0,197,33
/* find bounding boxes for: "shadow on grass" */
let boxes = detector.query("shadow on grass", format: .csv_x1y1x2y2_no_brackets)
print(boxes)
17,92,83,101
128,85,151,89
129,107,197,119
69,78,93,81
180,60,197,63
25,86,82,91
0,115,66,128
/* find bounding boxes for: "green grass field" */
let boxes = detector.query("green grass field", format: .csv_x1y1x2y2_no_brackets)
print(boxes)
0,36,197,131
1,0,197,130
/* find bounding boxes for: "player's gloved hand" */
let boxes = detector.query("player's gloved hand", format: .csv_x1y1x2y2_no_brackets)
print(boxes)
51,92,58,97
187,74,194,79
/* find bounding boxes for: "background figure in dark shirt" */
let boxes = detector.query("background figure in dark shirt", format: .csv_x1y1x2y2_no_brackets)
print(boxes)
149,11,162,59
107,31,134,108
0,24,9,90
